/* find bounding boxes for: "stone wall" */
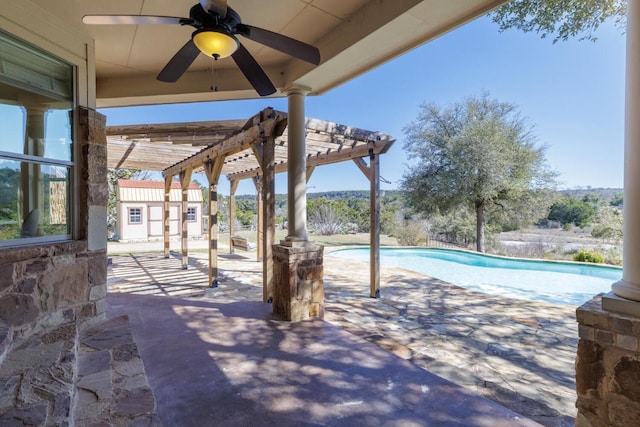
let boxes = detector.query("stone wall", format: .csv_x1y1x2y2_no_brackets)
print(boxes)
0,107,107,425
0,107,107,357
576,296,640,426
273,243,324,321
0,243,95,356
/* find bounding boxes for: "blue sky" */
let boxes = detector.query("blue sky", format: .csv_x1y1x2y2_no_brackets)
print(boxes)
101,14,626,196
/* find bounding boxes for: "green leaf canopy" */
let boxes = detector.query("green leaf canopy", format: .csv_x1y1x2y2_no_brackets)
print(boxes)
401,93,557,251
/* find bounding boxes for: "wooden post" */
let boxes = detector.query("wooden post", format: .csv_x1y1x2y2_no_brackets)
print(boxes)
252,136,276,302
163,176,172,258
369,151,381,298
229,179,238,254
205,157,225,287
306,166,315,182
179,169,193,269
353,156,380,298
252,142,265,263
253,177,264,262
263,136,276,302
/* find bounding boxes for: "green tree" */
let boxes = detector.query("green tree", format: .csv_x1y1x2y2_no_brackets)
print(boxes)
380,194,402,236
581,193,605,210
491,0,626,43
345,198,369,232
401,93,558,252
547,197,596,226
0,167,19,222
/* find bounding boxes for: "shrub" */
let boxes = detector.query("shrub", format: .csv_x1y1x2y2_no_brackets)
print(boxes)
395,221,426,246
308,198,351,235
591,206,623,244
603,247,622,266
610,192,623,207
573,249,605,264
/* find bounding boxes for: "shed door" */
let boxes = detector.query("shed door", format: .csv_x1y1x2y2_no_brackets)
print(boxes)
148,206,163,237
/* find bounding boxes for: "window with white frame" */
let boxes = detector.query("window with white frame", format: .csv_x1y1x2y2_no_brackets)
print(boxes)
128,208,142,224
0,31,75,247
187,207,197,222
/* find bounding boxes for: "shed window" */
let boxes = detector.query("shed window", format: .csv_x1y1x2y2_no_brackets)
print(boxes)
129,208,142,224
187,207,197,222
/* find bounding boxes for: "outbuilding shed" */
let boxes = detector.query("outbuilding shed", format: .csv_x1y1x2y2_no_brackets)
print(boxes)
116,179,203,242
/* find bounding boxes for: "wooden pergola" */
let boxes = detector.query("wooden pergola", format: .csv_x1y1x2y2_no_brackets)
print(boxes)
106,108,394,301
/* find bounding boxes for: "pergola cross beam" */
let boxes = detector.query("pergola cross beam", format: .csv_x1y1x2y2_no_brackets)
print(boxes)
162,109,287,178
226,139,393,181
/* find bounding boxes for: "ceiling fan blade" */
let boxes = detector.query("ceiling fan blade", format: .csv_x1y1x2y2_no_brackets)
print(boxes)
231,43,276,96
236,24,320,65
157,39,201,83
82,15,188,25
199,0,227,18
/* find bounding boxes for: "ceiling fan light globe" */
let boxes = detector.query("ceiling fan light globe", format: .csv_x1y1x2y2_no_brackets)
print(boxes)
193,30,239,58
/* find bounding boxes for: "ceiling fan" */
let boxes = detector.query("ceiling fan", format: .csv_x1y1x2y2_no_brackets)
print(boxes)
83,0,321,96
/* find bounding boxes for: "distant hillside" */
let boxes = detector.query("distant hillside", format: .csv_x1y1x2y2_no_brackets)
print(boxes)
308,190,403,200
233,188,622,203
560,188,622,202
235,190,404,201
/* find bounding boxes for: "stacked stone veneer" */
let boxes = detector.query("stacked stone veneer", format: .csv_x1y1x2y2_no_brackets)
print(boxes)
75,315,159,425
273,243,324,321
576,295,640,426
0,107,108,425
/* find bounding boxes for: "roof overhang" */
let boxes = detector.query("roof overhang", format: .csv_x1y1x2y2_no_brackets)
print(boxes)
34,0,509,107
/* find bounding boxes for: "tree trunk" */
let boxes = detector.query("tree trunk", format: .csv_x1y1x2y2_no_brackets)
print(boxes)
475,201,485,253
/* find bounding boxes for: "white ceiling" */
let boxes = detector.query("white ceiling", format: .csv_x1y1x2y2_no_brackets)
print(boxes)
32,0,509,107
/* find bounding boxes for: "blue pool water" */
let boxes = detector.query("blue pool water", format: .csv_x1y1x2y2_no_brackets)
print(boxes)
332,248,622,306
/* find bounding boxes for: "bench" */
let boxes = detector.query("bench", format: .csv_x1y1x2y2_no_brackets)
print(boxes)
231,236,257,251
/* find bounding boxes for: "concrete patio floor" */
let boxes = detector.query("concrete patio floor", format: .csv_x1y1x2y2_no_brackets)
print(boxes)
107,292,537,426
107,247,579,426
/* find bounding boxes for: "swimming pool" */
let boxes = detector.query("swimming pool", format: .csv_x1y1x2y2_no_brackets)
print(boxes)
331,247,622,306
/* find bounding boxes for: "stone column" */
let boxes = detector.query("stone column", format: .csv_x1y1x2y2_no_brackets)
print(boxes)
576,298,640,427
575,2,640,425
286,86,309,242
79,107,108,323
611,0,640,304
273,244,324,321
272,86,324,321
